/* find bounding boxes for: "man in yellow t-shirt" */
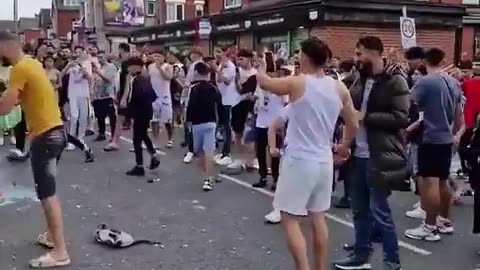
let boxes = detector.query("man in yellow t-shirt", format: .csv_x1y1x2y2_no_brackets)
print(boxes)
0,32,70,268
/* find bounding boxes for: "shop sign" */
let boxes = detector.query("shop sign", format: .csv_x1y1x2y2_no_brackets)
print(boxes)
133,33,155,43
183,30,197,37
155,31,175,40
198,19,212,39
255,17,285,27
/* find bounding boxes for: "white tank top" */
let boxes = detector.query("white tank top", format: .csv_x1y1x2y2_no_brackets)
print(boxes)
148,63,171,101
285,75,343,163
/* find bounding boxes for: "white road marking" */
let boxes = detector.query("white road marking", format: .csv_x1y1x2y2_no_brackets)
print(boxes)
112,133,432,256
218,174,433,256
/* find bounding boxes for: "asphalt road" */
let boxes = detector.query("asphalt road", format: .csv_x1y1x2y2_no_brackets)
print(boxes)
0,131,478,270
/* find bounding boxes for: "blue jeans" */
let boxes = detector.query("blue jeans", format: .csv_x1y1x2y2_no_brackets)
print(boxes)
350,157,400,264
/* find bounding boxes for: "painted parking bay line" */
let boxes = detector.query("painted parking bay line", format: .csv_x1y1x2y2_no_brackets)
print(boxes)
113,132,432,256
218,173,433,256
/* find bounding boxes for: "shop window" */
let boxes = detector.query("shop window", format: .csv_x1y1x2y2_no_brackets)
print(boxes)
224,0,241,9
195,5,204,17
463,0,479,5
146,0,156,17
474,30,480,60
166,2,185,23
63,0,81,6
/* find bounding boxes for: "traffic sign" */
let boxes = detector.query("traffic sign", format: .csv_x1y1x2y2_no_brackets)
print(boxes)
400,16,417,49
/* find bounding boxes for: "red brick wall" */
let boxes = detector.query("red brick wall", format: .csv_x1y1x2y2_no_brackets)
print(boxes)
22,29,41,45
208,0,224,15
311,25,456,63
55,10,79,37
185,0,196,19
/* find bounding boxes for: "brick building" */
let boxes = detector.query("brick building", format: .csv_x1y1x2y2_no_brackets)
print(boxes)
51,0,81,38
131,0,465,62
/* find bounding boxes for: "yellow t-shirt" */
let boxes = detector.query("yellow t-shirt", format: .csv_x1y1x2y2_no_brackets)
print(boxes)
9,57,62,138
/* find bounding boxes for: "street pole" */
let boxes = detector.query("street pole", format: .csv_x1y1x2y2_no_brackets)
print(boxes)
13,0,18,33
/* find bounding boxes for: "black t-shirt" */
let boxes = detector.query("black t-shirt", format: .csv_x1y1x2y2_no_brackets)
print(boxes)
186,80,221,125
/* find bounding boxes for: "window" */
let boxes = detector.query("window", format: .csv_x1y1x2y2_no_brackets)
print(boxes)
63,0,81,6
195,5,204,17
224,0,241,9
166,3,184,23
464,0,479,4
146,0,156,16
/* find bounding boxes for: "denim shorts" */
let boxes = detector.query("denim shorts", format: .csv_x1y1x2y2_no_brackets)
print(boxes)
30,126,66,200
192,122,216,155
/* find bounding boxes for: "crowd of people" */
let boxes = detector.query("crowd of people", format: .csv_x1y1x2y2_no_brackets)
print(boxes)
0,29,480,270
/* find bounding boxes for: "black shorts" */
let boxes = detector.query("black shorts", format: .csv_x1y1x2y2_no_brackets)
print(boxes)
417,143,453,180
231,100,254,134
30,126,66,200
93,98,115,119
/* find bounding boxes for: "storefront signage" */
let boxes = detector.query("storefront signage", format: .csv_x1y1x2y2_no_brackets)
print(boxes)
255,17,285,27
217,23,242,32
183,30,197,36
214,19,251,34
198,19,212,39
155,32,175,40
133,34,155,43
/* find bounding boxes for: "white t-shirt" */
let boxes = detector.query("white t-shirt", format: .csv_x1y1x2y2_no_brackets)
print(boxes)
148,63,172,103
217,60,239,106
68,59,92,99
255,89,287,128
186,60,201,86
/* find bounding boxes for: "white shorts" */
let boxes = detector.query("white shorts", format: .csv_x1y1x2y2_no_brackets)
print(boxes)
273,156,333,216
152,97,173,123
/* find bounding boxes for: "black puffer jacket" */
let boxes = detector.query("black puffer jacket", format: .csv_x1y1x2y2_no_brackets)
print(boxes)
349,63,410,191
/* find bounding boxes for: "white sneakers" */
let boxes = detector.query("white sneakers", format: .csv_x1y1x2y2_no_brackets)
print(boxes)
183,152,194,164
166,140,174,148
216,155,232,166
66,143,76,151
405,222,441,242
264,209,281,224
203,179,213,191
405,207,426,220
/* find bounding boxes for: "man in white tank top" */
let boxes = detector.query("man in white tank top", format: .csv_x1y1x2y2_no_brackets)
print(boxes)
257,37,359,270
148,50,174,148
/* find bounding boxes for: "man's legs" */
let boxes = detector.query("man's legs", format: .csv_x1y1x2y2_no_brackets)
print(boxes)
333,157,372,269
310,211,329,270
77,97,89,143
370,187,401,269
282,213,311,270
29,128,69,266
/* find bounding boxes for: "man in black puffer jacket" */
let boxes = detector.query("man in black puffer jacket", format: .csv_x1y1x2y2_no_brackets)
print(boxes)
333,36,409,270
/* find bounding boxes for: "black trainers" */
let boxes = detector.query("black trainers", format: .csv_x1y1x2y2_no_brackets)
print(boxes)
333,255,371,270
85,130,95,136
335,196,351,209
252,178,267,188
84,149,95,163
270,182,277,191
126,166,145,176
149,154,161,170
95,134,106,141
203,179,213,191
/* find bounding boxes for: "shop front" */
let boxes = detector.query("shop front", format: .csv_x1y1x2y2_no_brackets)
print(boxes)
211,19,248,53
209,1,320,60
130,18,212,56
